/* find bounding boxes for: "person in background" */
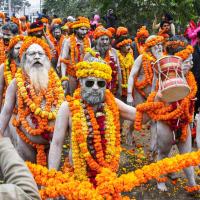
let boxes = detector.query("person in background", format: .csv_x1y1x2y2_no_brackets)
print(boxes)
153,12,175,36
192,30,200,115
103,9,118,28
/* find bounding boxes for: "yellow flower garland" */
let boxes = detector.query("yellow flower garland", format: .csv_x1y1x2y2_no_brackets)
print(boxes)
117,51,134,95
76,61,112,82
15,68,64,120
67,88,121,181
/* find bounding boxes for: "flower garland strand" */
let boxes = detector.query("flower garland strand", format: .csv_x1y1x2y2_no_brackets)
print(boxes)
66,88,121,182
13,68,64,165
134,52,155,97
134,71,197,142
117,51,134,96
26,149,200,199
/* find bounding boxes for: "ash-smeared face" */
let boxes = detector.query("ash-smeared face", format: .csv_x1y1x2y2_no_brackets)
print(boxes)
12,41,23,62
151,42,163,59
96,35,110,54
22,44,50,91
80,77,106,105
120,43,131,54
76,26,88,39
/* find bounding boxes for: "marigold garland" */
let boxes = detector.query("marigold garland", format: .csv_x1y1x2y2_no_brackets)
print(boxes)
67,88,121,182
145,36,164,50
76,61,112,82
26,149,200,199
60,34,90,77
134,71,197,142
174,45,194,61
48,33,65,58
0,39,8,65
71,17,90,29
117,51,134,95
116,39,132,48
134,52,156,97
13,68,64,165
28,26,44,34
134,37,146,55
93,27,112,39
4,59,17,86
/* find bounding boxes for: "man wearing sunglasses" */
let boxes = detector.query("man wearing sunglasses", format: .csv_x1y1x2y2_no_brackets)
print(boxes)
48,59,138,185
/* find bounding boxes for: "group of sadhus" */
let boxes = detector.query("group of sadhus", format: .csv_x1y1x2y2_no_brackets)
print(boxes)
0,10,200,199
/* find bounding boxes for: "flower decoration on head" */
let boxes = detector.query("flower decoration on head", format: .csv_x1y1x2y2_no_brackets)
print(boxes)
175,45,194,61
51,18,62,26
19,16,26,21
115,27,132,49
71,16,90,29
19,36,51,60
136,26,149,38
107,27,116,35
7,35,25,52
93,26,112,39
76,61,112,82
0,12,5,23
28,21,44,34
145,35,164,50
41,17,49,24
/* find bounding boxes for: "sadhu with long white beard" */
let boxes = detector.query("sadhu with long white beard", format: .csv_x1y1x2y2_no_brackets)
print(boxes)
0,37,64,166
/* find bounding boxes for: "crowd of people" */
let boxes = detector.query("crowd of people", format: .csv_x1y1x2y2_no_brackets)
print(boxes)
0,8,200,199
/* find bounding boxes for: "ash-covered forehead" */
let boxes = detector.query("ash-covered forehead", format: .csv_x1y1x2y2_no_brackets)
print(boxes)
14,41,23,49
26,44,45,54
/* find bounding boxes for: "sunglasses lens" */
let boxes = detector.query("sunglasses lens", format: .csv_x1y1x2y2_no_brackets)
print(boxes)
85,80,94,87
97,81,106,88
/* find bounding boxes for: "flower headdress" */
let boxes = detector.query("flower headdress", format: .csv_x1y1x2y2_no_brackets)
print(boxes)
19,37,51,60
115,27,132,48
76,61,112,82
8,35,25,52
136,26,149,38
19,16,26,21
28,21,44,34
71,16,90,29
145,35,164,49
51,18,62,26
93,26,112,39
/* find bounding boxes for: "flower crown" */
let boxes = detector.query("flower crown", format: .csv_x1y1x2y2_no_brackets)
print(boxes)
116,39,132,48
136,26,149,38
19,37,51,60
51,18,62,26
174,45,194,61
145,36,164,49
93,27,112,39
71,17,90,29
8,35,25,52
76,61,112,82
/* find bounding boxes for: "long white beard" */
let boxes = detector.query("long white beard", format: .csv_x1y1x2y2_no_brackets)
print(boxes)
29,67,49,92
24,59,50,92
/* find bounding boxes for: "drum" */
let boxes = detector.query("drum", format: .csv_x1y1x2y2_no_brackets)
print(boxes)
153,55,190,103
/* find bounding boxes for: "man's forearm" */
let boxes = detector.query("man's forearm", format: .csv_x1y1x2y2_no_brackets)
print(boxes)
0,138,41,200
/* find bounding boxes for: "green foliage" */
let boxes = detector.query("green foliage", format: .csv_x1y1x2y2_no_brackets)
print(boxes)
43,0,199,34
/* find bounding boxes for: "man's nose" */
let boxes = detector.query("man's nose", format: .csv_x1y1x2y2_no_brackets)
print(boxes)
34,53,40,59
92,82,99,90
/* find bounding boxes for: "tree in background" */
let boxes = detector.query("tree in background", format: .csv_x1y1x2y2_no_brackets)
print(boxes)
43,0,199,34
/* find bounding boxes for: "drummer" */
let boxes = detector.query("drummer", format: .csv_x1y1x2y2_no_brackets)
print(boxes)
127,35,164,106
